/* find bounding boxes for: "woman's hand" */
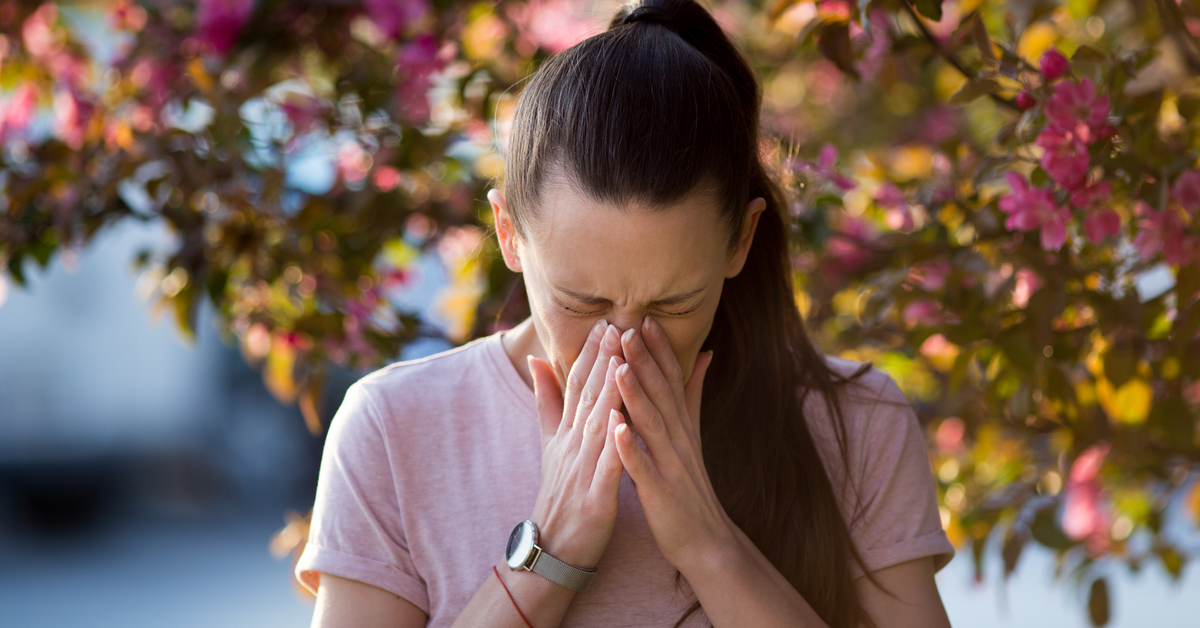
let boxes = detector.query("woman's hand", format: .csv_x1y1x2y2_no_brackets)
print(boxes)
613,315,735,570
526,319,628,570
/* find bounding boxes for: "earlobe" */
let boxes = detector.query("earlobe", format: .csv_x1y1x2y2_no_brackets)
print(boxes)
489,189,523,273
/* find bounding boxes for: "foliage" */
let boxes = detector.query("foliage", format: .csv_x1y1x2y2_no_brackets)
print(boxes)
2,0,1200,623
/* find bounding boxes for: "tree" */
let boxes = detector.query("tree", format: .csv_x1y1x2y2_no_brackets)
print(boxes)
1,1,1198,623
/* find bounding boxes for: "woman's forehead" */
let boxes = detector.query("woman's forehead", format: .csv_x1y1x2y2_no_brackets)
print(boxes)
528,182,729,289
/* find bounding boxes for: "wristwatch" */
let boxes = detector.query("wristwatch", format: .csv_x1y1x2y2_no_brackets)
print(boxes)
504,519,597,592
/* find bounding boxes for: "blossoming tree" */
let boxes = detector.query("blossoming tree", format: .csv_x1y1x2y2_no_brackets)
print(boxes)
1,0,1199,624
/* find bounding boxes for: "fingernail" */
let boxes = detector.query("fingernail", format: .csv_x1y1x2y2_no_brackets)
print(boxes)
589,319,606,342
622,327,637,348
643,316,660,337
617,363,629,378
606,355,618,377
602,325,619,351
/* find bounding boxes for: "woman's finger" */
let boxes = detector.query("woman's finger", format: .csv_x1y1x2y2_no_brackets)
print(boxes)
620,323,680,436
562,319,607,435
683,350,713,437
578,354,624,481
640,316,689,414
574,324,622,430
614,422,658,489
528,356,565,450
614,362,673,459
590,408,625,498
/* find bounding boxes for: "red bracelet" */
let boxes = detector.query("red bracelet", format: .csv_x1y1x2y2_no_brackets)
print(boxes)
493,565,535,628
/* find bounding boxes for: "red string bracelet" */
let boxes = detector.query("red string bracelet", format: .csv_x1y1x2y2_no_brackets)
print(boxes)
493,565,535,628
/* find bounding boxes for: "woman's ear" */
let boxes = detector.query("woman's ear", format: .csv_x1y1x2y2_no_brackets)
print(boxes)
724,197,767,278
488,189,523,273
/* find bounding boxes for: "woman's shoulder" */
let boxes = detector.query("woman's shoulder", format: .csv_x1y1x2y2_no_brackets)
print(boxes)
350,333,508,417
817,354,912,415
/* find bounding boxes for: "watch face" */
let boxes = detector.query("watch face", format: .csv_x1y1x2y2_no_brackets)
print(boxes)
505,520,536,569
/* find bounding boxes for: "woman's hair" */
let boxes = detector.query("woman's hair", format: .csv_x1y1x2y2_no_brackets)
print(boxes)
496,1,901,626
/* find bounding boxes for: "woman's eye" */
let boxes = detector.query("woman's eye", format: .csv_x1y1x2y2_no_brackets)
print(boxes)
662,306,699,317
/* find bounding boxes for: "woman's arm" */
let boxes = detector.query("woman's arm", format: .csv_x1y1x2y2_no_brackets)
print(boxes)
675,533,952,628
312,573,428,628
312,557,582,628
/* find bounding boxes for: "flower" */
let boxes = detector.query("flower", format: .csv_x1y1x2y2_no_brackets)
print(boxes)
195,0,255,55
0,83,39,145
1036,130,1089,190
1069,181,1120,244
53,88,95,150
997,172,1072,251
1172,169,1200,215
794,142,856,190
364,0,430,41
1039,46,1070,81
1015,90,1036,110
395,33,443,126
1044,77,1110,143
1012,268,1041,309
1060,442,1112,556
1133,201,1198,266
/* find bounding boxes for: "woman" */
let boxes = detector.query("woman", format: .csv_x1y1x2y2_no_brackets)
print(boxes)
297,0,956,626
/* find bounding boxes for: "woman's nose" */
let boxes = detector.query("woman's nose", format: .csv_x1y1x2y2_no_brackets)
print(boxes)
605,315,645,341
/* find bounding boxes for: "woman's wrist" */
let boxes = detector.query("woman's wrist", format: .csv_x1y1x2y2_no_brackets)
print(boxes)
492,555,580,626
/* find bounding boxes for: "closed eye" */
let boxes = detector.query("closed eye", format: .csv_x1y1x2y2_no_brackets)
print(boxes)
561,303,699,317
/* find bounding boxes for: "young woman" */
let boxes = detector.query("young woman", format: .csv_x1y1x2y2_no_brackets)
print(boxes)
297,1,956,626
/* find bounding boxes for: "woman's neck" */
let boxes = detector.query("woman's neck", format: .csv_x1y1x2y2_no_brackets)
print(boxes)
500,316,549,392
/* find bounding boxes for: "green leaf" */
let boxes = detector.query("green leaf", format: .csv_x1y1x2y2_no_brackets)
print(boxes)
1088,577,1110,626
914,0,944,21
817,20,860,80
950,77,1003,104
1071,45,1108,66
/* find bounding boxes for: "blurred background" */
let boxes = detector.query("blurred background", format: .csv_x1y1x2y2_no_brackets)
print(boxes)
3,0,1200,627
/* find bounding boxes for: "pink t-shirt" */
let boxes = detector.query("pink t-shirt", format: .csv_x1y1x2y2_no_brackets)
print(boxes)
295,329,955,626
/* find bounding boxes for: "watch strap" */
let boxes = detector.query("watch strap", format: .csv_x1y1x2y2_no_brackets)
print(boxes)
530,547,596,592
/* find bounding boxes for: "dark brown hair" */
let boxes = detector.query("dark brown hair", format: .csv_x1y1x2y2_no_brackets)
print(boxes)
496,1,900,626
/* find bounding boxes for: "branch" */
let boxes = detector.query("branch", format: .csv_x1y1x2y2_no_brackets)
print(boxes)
900,0,1021,112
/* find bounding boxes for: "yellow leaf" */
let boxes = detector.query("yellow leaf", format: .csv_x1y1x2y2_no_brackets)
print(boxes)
1018,22,1059,66
188,57,214,95
1097,377,1152,425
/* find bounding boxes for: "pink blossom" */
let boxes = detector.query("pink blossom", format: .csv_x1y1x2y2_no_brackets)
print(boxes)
1061,442,1112,556
22,4,58,58
1133,201,1198,266
1068,180,1120,244
824,214,875,275
908,260,952,292
0,83,39,145
1172,169,1200,215
794,142,856,190
336,141,370,185
373,165,402,192
394,34,443,126
53,89,95,150
364,0,430,41
997,172,1072,251
1083,209,1120,244
1044,77,1109,143
855,7,891,80
901,299,943,328
1015,90,1036,110
1036,130,1089,190
1012,267,1041,308
195,0,256,55
1039,46,1070,81
505,0,597,55
935,417,965,454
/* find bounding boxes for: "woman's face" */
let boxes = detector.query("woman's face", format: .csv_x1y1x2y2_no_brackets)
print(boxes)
488,178,765,389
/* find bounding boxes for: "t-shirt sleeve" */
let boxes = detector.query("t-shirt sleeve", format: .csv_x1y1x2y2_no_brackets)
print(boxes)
846,373,956,580
294,380,430,613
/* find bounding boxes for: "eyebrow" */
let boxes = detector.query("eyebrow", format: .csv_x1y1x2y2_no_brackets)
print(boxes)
554,285,705,307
